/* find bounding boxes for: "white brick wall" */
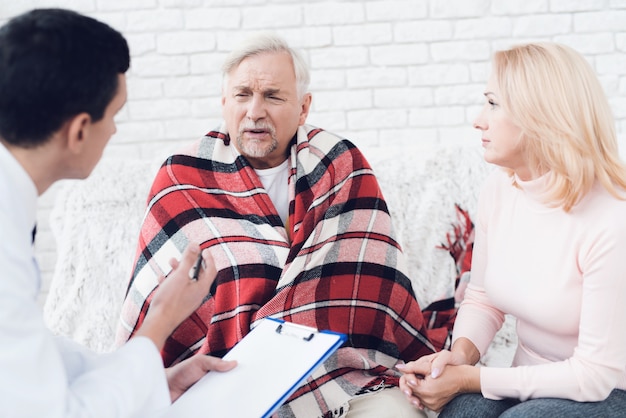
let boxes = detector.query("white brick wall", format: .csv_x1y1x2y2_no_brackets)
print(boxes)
2,0,624,305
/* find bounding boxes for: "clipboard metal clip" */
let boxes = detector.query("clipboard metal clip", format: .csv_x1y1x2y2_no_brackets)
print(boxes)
275,322,315,341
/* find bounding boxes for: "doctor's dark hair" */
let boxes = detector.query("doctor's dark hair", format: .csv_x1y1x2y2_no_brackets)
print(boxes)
0,8,130,147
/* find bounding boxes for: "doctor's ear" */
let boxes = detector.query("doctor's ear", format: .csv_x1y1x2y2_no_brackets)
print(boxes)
66,112,92,154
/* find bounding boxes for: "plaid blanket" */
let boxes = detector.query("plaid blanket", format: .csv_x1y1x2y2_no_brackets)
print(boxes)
117,124,450,417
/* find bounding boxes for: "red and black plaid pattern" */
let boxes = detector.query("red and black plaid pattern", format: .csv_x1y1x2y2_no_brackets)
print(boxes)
422,204,475,334
117,124,447,416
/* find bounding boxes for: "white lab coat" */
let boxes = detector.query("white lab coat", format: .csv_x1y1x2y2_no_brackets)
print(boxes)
0,143,170,417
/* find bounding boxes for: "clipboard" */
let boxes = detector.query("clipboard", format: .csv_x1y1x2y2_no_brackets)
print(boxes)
162,317,347,418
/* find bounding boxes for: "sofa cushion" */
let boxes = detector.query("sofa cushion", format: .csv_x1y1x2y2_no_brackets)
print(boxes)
44,158,160,353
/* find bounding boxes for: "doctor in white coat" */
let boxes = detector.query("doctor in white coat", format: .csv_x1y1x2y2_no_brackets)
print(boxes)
0,8,235,417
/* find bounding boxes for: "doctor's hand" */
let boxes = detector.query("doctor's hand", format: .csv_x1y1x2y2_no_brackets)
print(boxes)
166,354,237,402
134,244,217,350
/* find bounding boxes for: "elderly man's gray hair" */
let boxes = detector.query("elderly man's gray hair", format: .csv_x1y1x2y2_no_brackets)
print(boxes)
221,32,310,99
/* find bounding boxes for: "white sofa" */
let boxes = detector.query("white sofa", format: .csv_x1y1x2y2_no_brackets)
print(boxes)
43,143,517,366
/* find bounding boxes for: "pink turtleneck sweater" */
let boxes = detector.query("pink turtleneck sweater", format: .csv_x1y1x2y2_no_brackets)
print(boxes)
453,169,626,401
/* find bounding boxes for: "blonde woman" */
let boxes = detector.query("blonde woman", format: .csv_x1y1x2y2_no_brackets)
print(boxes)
397,42,626,417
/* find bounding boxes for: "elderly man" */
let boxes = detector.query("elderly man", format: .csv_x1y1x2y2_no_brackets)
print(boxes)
117,33,448,417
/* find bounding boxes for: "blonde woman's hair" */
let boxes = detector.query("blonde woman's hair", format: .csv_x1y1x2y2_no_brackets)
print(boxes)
494,42,626,211
221,31,310,99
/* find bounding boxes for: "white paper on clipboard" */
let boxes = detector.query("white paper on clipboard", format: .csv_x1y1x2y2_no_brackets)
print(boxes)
160,317,347,418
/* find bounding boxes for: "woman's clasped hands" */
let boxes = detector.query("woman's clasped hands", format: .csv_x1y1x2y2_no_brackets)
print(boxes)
397,348,480,412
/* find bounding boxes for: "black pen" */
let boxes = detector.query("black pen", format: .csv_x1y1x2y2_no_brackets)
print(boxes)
191,252,203,281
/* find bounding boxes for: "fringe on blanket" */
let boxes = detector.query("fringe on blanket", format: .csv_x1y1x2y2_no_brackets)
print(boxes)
421,204,475,346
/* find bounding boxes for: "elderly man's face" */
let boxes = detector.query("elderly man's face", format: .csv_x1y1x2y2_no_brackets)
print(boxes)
222,51,311,169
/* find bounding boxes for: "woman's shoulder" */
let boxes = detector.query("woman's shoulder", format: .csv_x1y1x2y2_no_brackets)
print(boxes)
576,181,626,228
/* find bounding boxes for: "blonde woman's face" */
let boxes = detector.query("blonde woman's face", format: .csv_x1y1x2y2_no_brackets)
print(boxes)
473,73,531,180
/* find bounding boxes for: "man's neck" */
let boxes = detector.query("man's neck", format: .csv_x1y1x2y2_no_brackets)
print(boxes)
1,137,61,196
